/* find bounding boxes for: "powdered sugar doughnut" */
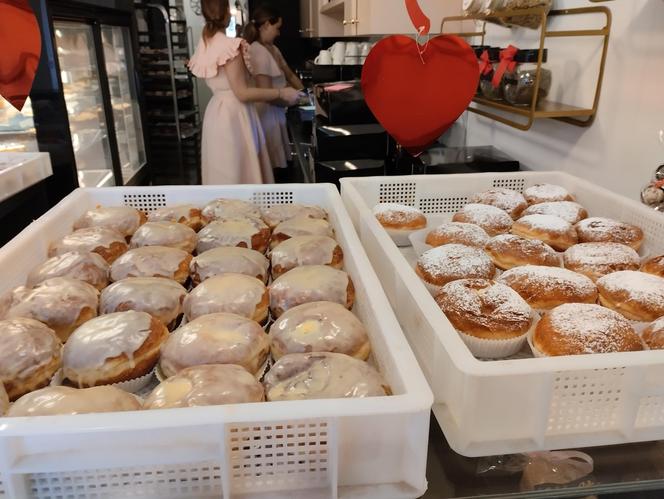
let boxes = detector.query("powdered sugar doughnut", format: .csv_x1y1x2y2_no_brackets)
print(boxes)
596,271,664,322
575,217,644,251
425,222,489,248
512,214,577,251
642,317,664,350
415,244,495,291
524,184,574,205
452,203,512,236
469,188,527,219
485,234,560,270
564,243,640,282
642,255,664,278
521,201,588,224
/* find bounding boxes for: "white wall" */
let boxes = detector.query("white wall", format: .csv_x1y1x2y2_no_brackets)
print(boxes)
466,0,664,202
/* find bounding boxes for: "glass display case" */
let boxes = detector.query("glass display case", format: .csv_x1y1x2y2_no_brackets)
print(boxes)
0,97,38,153
54,21,115,187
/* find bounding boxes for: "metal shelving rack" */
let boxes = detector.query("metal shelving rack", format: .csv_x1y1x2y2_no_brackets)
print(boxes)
134,0,201,184
441,5,611,131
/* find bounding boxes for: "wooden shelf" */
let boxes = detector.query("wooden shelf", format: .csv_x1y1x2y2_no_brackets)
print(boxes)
473,97,595,119
320,0,345,18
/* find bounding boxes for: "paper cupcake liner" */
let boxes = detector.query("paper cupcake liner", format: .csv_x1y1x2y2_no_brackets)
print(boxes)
408,228,433,256
386,227,420,247
526,327,547,358
50,367,156,394
459,313,540,360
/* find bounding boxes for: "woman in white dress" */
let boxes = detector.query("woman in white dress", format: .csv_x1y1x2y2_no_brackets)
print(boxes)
243,5,304,178
188,0,299,185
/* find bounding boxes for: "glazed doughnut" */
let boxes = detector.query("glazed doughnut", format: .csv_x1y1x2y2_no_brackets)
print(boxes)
563,243,640,282
196,218,271,254
436,279,532,340
451,203,512,236
0,318,62,400
261,203,327,229
190,246,270,285
264,352,390,401
425,222,489,248
372,203,427,230
27,251,109,290
110,246,192,284
147,204,208,231
575,217,644,251
63,311,169,388
184,273,268,323
143,364,264,409
469,188,527,220
270,235,343,278
511,214,578,251
100,277,187,329
269,265,355,318
7,385,141,416
49,227,128,264
642,317,664,350
415,244,495,289
498,265,598,310
0,384,8,415
521,201,588,225
523,184,575,205
596,270,664,322
201,198,262,222
73,206,146,238
3,277,99,342
160,313,270,377
270,301,370,360
270,217,335,249
130,221,197,253
533,303,643,356
485,234,560,270
642,255,664,278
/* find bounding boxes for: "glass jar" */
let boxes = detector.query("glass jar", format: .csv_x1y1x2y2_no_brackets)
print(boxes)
471,45,490,95
500,0,552,29
479,47,502,101
502,49,552,106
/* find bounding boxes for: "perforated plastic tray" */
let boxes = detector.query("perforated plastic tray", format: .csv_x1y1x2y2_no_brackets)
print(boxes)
0,184,432,499
341,172,664,457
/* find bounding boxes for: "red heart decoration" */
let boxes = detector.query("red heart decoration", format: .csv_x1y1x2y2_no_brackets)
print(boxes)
361,35,479,155
0,0,41,111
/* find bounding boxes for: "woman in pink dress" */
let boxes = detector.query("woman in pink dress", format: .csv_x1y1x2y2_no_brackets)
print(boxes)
244,5,304,176
188,0,299,185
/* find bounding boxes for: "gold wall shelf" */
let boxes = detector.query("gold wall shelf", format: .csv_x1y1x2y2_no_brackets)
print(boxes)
440,6,612,131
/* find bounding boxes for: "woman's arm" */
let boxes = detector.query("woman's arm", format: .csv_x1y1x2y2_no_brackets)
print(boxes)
255,73,293,107
270,47,304,91
226,55,282,103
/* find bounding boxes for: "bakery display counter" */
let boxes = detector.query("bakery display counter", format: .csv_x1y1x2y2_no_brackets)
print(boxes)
0,153,53,203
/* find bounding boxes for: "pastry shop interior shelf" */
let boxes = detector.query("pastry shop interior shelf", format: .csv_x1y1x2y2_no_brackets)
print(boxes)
441,6,611,131
341,171,664,457
0,184,431,499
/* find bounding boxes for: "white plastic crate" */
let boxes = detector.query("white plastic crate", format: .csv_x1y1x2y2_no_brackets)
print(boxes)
341,172,664,457
0,184,432,499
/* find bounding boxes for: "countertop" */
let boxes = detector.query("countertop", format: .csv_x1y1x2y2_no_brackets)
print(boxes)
0,152,53,203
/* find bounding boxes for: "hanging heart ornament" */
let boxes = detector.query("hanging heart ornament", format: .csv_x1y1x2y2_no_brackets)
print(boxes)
0,0,41,111
361,0,478,155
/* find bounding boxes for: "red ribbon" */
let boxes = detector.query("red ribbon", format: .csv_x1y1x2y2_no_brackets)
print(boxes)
479,49,492,76
491,44,519,89
405,0,430,35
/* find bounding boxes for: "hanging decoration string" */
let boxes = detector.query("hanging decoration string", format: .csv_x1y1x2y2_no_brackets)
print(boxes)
415,25,431,65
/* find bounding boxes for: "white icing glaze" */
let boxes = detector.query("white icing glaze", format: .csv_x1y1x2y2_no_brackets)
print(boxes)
144,364,264,409
272,217,334,242
270,301,369,358
160,313,270,376
130,222,197,253
7,385,141,416
184,273,266,321
27,251,109,289
4,278,99,333
261,204,327,228
521,201,587,224
524,184,573,203
271,236,339,273
49,227,126,257
110,246,189,282
264,352,388,400
196,218,268,254
201,198,262,221
100,277,187,326
148,204,201,223
372,203,425,227
63,311,153,371
191,247,269,283
269,265,351,314
73,206,143,237
0,318,61,383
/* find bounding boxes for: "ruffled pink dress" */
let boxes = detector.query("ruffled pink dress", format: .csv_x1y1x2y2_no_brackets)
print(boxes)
249,42,290,169
188,33,274,185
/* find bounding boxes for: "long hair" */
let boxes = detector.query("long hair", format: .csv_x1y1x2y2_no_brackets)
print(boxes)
242,4,281,44
202,0,231,43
